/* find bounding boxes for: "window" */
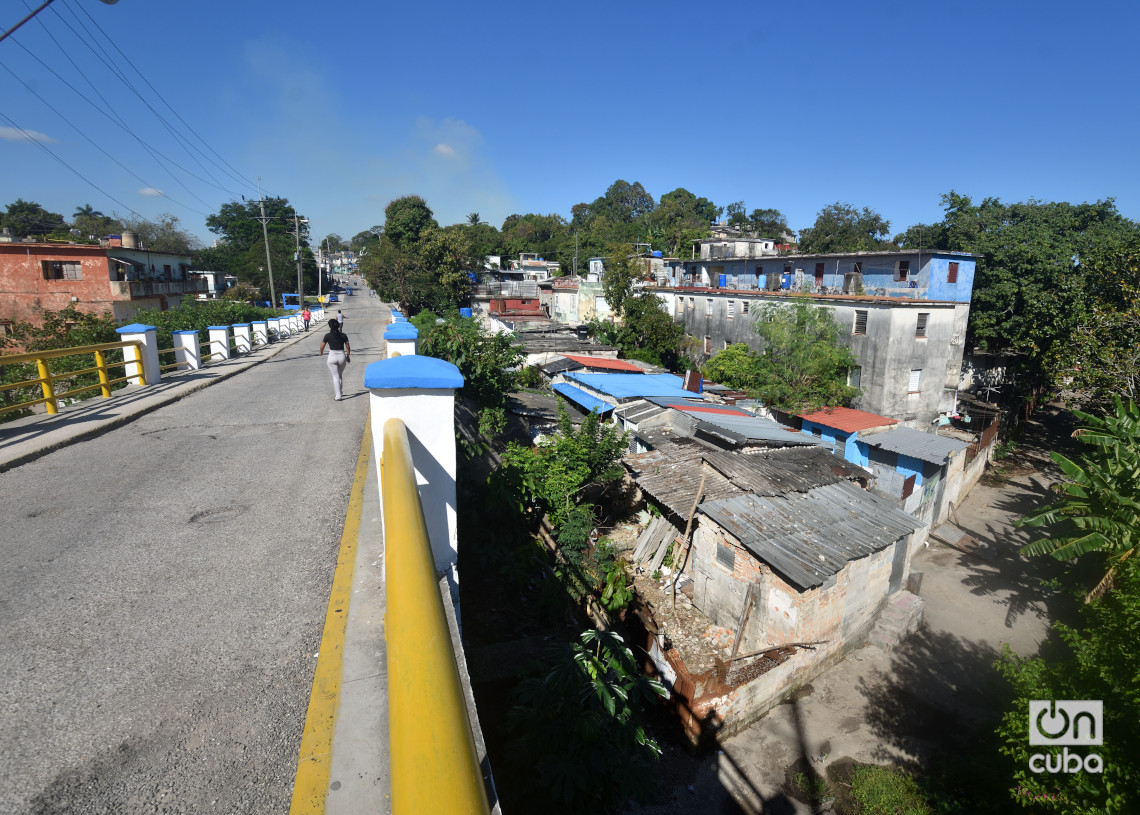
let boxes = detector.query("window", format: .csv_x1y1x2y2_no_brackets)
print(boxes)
853,309,868,335
901,474,917,500
947,262,959,284
916,312,929,337
727,300,735,319
704,336,712,354
676,298,684,314
908,369,922,392
853,261,863,275
688,296,694,310
163,264,172,277
814,262,825,287
848,366,862,388
705,299,713,316
716,542,736,572
41,260,82,281
742,300,750,315
895,260,910,282
765,272,781,290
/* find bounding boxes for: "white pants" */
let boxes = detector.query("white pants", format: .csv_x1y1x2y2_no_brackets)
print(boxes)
326,351,347,399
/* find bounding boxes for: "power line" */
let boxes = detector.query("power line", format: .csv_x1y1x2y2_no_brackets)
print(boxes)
0,61,207,216
66,0,263,198
0,110,145,220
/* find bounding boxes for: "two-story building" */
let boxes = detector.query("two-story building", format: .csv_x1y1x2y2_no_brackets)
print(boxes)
0,235,205,327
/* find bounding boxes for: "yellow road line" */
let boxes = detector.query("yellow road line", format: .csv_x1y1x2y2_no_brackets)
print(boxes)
289,417,372,814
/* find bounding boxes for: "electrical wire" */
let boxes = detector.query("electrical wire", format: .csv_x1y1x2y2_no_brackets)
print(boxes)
0,110,145,220
0,61,207,216
66,0,263,198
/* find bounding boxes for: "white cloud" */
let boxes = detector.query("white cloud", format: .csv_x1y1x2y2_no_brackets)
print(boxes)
433,143,457,158
138,188,165,197
0,126,58,143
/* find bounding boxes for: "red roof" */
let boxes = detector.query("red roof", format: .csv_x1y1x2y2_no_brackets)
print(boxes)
560,354,644,373
797,406,898,433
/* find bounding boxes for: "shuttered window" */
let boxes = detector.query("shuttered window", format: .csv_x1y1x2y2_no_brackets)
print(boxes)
853,310,868,335
727,300,735,319
916,312,929,337
908,369,922,392
716,542,736,572
742,300,750,314
947,262,959,284
848,366,862,388
705,299,713,316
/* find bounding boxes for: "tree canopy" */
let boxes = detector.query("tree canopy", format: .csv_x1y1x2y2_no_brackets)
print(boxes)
2,199,66,239
702,297,859,411
797,202,894,253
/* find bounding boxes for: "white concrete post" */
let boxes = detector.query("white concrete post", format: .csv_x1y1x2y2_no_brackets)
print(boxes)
384,323,418,357
366,356,464,592
289,313,301,333
270,317,284,340
173,330,200,371
251,321,268,347
389,309,402,325
208,326,230,361
115,323,160,386
232,323,251,355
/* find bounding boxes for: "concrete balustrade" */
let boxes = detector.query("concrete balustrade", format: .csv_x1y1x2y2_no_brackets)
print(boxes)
232,323,252,354
173,330,201,370
384,323,418,358
115,324,161,386
252,321,268,346
208,326,230,361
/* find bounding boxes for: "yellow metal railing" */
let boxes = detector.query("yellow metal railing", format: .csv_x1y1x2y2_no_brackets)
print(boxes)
382,418,490,815
0,340,144,416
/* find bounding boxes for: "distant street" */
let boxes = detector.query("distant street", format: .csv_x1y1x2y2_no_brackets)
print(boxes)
0,289,388,814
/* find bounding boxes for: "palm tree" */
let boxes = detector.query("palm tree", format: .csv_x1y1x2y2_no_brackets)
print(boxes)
466,212,481,226
1018,396,1140,601
73,204,104,220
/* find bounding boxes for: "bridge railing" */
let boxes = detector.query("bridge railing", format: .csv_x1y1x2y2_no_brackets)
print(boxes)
0,339,143,416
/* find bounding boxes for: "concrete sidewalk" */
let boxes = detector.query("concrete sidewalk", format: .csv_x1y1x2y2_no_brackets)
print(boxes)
0,326,315,473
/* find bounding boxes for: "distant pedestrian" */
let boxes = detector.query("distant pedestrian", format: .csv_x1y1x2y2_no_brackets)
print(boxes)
318,319,351,401
337,310,345,329
301,307,311,331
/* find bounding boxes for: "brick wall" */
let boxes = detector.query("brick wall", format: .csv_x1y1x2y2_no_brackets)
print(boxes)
0,245,115,325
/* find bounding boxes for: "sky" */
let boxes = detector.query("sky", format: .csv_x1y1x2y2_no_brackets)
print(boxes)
2,0,1139,247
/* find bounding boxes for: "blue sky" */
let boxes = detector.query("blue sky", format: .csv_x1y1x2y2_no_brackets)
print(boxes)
2,0,1138,246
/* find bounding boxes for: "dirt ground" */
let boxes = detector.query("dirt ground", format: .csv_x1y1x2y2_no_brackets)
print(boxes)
622,406,1079,814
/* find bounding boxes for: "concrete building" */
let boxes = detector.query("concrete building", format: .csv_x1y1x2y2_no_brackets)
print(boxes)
0,239,205,327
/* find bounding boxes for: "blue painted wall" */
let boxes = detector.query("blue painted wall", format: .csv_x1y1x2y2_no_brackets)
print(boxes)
897,453,925,486
802,421,860,461
923,256,977,302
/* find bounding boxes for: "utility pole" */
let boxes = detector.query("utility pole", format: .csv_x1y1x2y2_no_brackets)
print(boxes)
256,177,276,308
573,233,578,277
293,214,306,310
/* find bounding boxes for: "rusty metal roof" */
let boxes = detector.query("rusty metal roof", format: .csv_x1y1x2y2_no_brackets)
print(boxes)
623,433,745,519
701,448,866,495
699,482,922,590
798,406,898,434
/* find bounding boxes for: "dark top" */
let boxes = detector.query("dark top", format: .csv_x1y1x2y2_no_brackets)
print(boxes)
322,329,348,351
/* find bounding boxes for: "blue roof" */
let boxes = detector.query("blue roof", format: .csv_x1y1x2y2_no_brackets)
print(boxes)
116,323,155,333
364,356,464,390
553,383,615,414
563,371,694,400
384,324,419,339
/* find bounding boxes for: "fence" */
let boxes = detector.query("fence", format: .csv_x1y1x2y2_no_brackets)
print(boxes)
0,340,142,416
964,416,1000,465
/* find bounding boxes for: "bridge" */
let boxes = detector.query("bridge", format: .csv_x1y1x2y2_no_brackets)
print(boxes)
0,295,496,814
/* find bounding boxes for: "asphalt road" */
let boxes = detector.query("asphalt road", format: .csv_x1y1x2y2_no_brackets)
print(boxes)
0,291,389,814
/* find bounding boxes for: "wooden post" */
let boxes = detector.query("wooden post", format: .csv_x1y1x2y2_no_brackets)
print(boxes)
672,467,707,611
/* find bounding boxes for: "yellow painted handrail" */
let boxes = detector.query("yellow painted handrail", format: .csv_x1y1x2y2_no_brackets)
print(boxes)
0,340,143,416
382,418,490,815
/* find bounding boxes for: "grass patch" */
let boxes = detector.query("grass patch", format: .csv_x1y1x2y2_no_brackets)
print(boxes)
850,764,934,815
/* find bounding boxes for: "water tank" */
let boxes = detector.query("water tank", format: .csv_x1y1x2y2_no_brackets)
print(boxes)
576,325,589,341
122,231,138,249
459,307,472,318
652,250,663,258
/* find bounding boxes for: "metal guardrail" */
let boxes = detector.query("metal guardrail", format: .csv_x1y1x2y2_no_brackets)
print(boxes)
381,418,490,815
0,340,144,416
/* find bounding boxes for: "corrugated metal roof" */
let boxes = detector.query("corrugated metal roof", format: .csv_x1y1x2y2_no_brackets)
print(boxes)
699,482,921,590
623,433,745,519
560,354,644,372
614,401,668,425
861,426,971,465
701,448,864,495
798,406,898,433
541,357,583,375
646,396,831,447
563,372,694,400
552,383,615,414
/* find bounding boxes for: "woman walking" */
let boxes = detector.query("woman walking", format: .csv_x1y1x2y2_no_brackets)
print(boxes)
318,319,351,401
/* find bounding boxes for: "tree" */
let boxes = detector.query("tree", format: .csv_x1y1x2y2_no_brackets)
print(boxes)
724,200,747,231
3,199,65,238
73,204,103,220
650,187,718,256
798,202,894,253
350,226,383,250
415,311,523,409
382,195,438,249
322,233,347,252
205,197,297,251
466,212,482,225
118,212,202,254
592,292,687,369
748,207,790,240
995,560,1140,813
1018,396,1140,601
704,297,860,411
599,244,638,321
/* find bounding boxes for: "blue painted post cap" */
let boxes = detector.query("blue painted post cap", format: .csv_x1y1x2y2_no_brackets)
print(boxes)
393,315,408,322
384,324,419,339
364,356,464,390
231,322,251,327
172,330,198,335
207,325,229,331
117,323,156,333
251,321,268,325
